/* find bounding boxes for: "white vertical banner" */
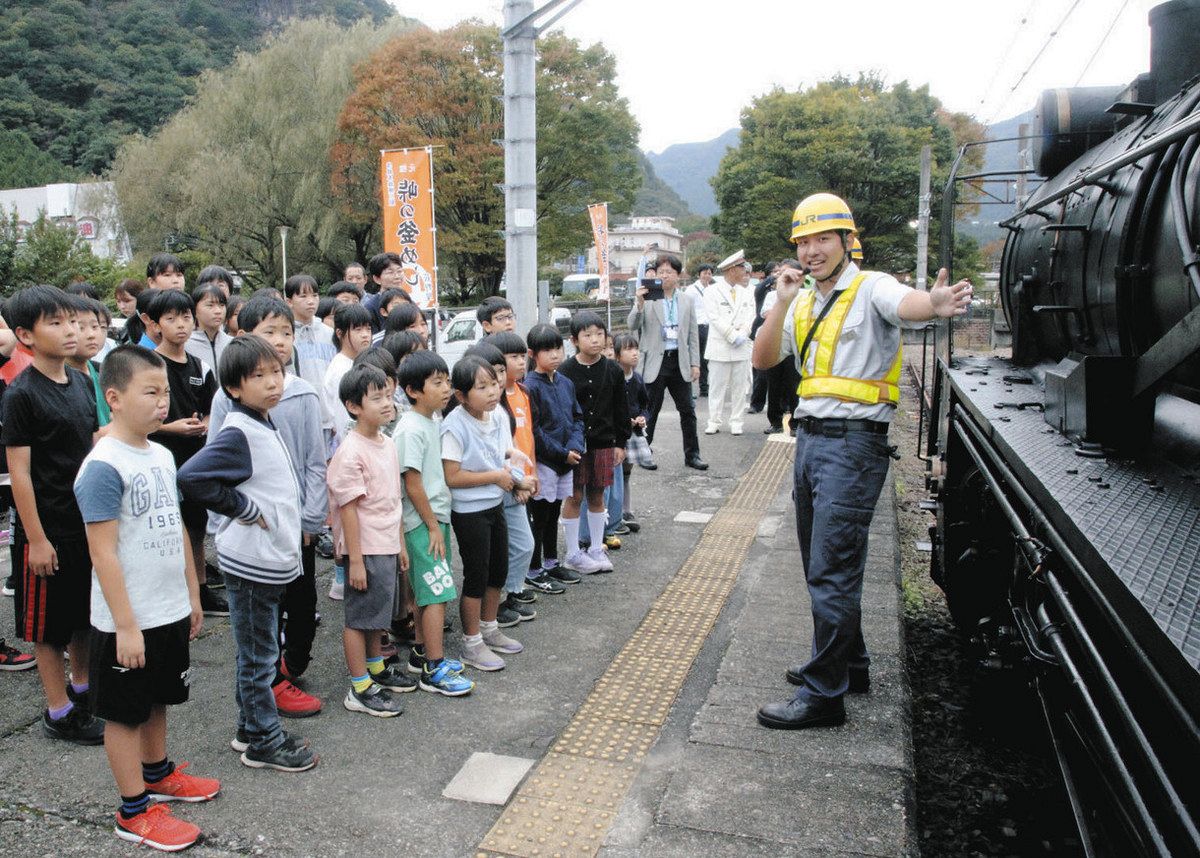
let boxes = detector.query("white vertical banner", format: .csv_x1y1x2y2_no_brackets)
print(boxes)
587,203,610,301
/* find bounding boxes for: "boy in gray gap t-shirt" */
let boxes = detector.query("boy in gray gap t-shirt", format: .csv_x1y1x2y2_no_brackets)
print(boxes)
73,345,217,850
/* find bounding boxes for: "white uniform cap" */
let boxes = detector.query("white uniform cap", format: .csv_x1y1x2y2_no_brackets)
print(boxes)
717,249,746,271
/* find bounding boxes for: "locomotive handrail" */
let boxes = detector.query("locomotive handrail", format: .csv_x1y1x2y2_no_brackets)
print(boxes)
998,109,1200,229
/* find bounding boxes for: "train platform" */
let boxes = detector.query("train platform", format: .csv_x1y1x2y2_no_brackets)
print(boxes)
0,412,914,857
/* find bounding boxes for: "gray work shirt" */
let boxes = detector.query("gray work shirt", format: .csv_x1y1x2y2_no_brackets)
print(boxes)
777,263,924,423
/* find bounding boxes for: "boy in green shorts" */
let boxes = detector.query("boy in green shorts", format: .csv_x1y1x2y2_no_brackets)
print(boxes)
393,351,473,696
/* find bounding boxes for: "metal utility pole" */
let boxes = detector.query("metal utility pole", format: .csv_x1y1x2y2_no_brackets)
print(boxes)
502,0,585,330
916,145,931,290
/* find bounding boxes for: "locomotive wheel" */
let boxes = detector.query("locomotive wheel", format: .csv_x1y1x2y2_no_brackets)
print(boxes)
935,465,1017,633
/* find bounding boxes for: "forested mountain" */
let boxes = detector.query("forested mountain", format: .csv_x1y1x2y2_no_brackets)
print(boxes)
634,154,693,220
0,0,393,186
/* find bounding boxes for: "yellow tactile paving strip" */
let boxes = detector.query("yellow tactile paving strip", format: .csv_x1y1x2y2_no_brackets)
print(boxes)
477,440,794,858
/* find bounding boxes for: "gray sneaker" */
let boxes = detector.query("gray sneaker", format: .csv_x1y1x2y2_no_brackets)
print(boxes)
586,545,614,572
461,639,506,671
483,627,524,654
504,595,537,622
342,683,404,718
565,550,603,575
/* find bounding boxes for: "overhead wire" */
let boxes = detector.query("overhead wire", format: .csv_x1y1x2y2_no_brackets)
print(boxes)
1073,0,1133,85
973,0,1040,119
984,0,1088,126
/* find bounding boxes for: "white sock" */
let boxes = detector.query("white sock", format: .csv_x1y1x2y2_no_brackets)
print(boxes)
463,633,483,646
480,620,499,634
587,510,607,546
563,516,580,556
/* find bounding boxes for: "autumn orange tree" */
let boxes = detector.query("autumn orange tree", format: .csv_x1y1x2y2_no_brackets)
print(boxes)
331,24,639,303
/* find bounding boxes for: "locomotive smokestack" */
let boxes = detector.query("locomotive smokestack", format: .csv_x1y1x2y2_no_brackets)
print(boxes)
1149,0,1200,104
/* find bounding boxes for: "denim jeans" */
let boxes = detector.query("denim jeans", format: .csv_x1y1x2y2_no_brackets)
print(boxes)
791,427,890,702
578,461,624,543
225,573,287,752
502,500,536,593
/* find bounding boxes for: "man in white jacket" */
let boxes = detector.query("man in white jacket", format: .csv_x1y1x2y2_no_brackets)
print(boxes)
703,250,756,435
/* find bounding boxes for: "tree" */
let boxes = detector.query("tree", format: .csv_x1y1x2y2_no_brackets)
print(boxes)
331,24,640,303
0,0,395,184
113,17,414,289
0,129,77,189
711,75,985,280
0,210,135,298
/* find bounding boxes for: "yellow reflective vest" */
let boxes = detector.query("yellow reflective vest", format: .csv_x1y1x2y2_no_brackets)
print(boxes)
792,273,901,405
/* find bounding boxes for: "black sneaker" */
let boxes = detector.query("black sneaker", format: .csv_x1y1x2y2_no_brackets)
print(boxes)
342,683,403,718
406,646,426,676
547,566,582,585
231,729,310,754
42,706,105,746
526,573,566,595
509,588,537,604
496,606,521,628
372,665,417,693
240,738,319,770
623,519,641,533
199,585,229,617
315,531,335,559
610,523,631,536
2,574,15,597
504,596,536,622
204,562,224,589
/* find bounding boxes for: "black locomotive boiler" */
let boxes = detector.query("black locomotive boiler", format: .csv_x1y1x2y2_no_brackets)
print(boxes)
927,1,1200,854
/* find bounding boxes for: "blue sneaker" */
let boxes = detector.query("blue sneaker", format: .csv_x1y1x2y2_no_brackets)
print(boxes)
406,647,464,676
420,660,474,697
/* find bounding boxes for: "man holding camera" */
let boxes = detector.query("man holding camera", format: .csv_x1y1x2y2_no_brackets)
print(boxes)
628,254,708,471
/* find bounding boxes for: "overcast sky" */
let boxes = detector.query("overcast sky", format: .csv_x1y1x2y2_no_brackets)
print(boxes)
389,0,1157,152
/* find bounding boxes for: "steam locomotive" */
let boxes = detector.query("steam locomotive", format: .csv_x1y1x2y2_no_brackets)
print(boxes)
927,1,1200,854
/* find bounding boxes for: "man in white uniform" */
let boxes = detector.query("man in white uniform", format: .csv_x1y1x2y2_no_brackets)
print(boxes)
703,250,756,435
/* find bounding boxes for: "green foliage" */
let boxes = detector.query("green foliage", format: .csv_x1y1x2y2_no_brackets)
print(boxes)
0,129,78,188
0,0,394,186
712,75,985,280
113,18,414,290
634,154,693,220
0,210,136,297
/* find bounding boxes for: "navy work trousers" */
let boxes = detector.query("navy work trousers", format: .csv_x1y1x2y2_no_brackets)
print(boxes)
791,425,891,701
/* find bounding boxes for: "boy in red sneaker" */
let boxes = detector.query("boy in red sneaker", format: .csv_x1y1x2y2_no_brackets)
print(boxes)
74,346,219,851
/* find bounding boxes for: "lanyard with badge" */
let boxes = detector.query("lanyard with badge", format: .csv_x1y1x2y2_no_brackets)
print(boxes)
662,294,679,347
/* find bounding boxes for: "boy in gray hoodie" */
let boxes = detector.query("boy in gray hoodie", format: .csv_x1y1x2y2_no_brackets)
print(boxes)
208,297,327,719
178,334,317,773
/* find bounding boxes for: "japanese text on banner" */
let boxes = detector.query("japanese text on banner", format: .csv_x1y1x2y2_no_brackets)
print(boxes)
587,203,610,301
380,148,438,309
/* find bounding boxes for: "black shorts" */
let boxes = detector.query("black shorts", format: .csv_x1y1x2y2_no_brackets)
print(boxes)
179,500,208,535
11,530,91,647
88,617,192,726
450,503,508,599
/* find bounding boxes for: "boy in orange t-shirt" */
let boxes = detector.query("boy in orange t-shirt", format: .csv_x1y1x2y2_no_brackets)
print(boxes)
481,333,544,619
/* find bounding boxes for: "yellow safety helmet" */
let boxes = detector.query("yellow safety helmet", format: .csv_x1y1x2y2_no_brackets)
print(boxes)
849,236,863,261
790,193,857,243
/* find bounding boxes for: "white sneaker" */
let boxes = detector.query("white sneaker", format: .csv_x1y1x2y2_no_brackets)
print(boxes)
704,423,720,435
586,545,614,572
461,639,506,671
327,580,344,601
483,628,524,654
730,425,744,435
565,550,604,575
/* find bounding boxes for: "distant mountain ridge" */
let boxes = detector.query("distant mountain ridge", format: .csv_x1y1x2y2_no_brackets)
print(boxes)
645,114,1036,239
645,128,740,217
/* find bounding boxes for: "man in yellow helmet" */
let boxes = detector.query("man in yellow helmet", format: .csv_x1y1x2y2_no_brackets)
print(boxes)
751,192,972,730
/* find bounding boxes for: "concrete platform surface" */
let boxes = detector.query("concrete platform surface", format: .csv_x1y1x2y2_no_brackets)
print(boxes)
0,403,913,857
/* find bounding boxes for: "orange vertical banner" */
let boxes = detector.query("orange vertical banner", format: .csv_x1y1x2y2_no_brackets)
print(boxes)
380,147,438,309
587,203,610,301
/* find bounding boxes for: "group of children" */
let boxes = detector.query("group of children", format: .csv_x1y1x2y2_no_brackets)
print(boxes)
0,250,656,851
